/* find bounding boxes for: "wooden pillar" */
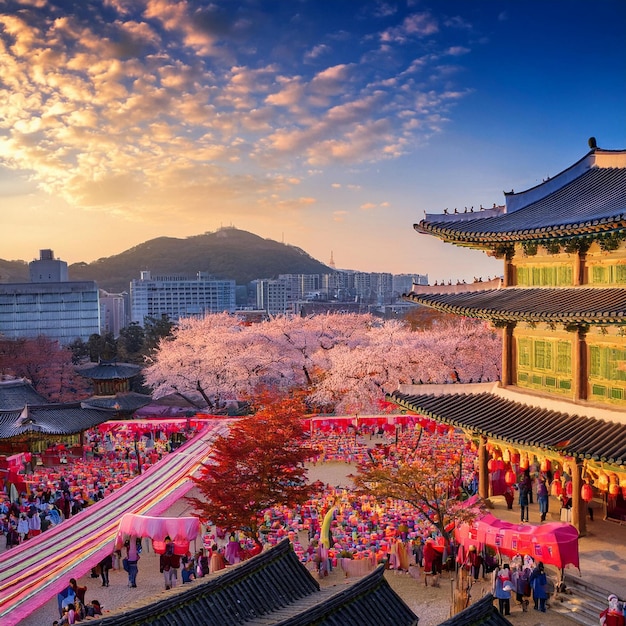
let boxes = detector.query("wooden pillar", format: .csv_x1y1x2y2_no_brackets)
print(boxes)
571,460,587,537
576,249,587,286
500,323,515,387
572,326,588,401
503,257,512,287
478,435,490,500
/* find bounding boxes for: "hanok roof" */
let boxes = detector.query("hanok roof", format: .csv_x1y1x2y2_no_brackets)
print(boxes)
82,392,152,412
389,388,626,468
76,361,142,380
403,287,626,324
416,148,626,246
439,594,512,626
87,539,418,626
0,378,48,410
0,403,112,439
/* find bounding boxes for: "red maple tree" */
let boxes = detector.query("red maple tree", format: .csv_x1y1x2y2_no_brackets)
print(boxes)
0,337,90,402
188,392,317,547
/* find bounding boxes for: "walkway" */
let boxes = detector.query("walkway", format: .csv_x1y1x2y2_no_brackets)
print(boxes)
0,421,230,625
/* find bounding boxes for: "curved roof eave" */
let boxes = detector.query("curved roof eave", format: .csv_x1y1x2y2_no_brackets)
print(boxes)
387,390,626,467
402,287,626,325
414,218,626,246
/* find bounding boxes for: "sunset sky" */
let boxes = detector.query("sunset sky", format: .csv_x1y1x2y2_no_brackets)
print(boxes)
1,0,625,282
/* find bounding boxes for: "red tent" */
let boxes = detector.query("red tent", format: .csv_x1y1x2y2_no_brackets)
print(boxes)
455,513,579,570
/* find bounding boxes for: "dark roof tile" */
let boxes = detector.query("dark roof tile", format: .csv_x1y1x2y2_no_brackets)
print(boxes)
82,392,152,412
439,593,512,626
418,166,626,243
404,287,626,324
389,389,626,466
86,540,418,626
0,403,112,438
0,378,48,410
76,361,142,380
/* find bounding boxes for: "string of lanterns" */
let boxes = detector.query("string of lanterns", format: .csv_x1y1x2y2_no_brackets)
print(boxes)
482,441,626,504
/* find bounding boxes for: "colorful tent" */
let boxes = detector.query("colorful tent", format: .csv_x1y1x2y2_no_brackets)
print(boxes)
455,513,579,570
115,513,200,555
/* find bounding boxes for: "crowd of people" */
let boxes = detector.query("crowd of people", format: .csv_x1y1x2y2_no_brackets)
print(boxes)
2,417,624,624
0,425,196,550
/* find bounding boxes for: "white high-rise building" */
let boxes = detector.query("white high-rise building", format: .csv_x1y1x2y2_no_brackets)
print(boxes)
130,271,236,324
0,250,100,344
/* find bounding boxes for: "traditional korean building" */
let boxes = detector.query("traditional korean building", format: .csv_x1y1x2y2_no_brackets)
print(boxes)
76,360,152,419
0,377,112,474
389,140,626,535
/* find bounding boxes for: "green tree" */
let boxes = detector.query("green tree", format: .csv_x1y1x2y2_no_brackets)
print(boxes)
85,332,117,362
143,315,175,354
117,322,146,363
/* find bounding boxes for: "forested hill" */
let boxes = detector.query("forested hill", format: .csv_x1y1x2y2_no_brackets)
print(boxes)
0,228,334,293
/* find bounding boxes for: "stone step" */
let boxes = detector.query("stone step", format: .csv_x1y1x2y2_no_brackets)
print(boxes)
550,573,623,626
551,601,600,626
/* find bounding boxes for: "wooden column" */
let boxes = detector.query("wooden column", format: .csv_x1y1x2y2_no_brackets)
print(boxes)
571,459,587,537
572,326,588,402
478,435,490,500
503,257,512,287
500,323,515,387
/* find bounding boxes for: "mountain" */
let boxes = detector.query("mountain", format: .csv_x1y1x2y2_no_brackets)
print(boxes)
0,229,334,293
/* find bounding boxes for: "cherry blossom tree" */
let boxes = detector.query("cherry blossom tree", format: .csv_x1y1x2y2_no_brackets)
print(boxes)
187,393,316,546
143,313,248,409
309,319,423,414
411,318,501,384
144,313,501,414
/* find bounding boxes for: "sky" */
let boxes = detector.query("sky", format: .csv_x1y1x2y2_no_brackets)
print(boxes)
0,0,625,283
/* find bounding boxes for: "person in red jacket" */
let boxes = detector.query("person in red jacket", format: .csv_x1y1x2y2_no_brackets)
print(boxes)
600,594,625,626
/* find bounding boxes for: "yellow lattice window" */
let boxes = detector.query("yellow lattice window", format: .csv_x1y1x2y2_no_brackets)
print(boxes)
589,264,626,285
518,338,531,367
534,340,553,370
556,341,572,374
515,264,573,286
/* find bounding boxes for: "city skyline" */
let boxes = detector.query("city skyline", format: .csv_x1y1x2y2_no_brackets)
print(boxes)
1,1,625,282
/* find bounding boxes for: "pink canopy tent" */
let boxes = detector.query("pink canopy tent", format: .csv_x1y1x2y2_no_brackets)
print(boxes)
115,513,200,555
455,513,579,570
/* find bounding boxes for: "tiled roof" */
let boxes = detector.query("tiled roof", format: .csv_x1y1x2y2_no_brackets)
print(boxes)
389,389,626,466
0,403,112,438
76,361,142,380
82,392,152,412
417,166,626,244
403,287,626,324
439,594,512,626
87,539,418,626
0,378,48,410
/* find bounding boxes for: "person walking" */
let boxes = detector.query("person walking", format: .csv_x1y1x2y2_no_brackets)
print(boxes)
99,553,112,587
124,539,140,588
511,562,531,612
517,470,531,522
464,544,483,581
160,538,177,590
493,563,512,616
537,476,549,522
530,561,548,612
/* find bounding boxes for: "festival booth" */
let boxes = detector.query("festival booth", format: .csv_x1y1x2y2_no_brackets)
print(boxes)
455,513,580,572
115,513,200,555
302,414,420,434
